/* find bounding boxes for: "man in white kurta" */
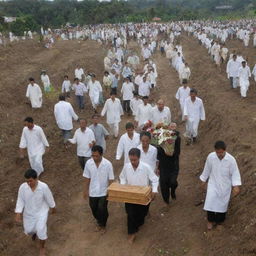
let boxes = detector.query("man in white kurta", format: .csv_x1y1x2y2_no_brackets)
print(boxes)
238,61,251,98
226,55,240,89
175,80,190,117
26,78,42,108
54,94,78,144
135,96,153,128
130,92,143,116
252,64,256,82
200,141,241,230
19,117,49,176
183,89,205,142
75,66,85,81
41,71,51,92
151,99,171,126
116,122,140,164
88,75,103,111
15,169,56,256
101,92,124,138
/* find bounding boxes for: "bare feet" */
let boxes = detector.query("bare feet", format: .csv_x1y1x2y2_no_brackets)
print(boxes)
128,234,136,244
39,247,46,256
207,221,213,231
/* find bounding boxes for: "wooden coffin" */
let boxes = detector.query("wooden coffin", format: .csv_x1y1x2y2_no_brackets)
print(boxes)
107,183,152,205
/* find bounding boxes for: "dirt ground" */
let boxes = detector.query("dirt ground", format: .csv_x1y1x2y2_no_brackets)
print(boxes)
0,34,256,256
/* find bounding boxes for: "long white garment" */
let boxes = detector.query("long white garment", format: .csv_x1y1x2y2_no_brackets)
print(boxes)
54,101,78,130
226,59,240,78
200,152,241,213
137,144,158,171
19,125,49,175
179,66,191,82
41,74,50,91
130,98,143,116
88,80,102,108
138,81,151,97
75,68,84,80
101,98,123,125
183,97,205,138
136,103,153,127
15,181,55,240
252,65,256,82
26,83,42,108
175,86,190,115
61,80,72,93
151,106,171,125
121,82,135,101
119,161,159,193
116,132,140,164
238,66,251,97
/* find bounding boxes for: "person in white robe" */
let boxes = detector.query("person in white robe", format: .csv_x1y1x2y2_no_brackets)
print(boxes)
252,64,256,83
54,94,78,144
200,141,241,230
179,63,191,83
121,77,135,114
183,89,205,143
75,66,85,81
175,79,190,117
135,96,153,128
130,92,143,117
61,75,72,98
238,61,251,98
15,169,56,256
138,76,151,97
26,78,42,108
116,122,140,164
151,99,171,125
88,74,103,111
41,71,51,92
104,56,112,72
101,92,123,138
19,117,49,176
226,55,240,89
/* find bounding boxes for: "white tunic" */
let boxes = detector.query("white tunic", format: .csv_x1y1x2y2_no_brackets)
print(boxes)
101,98,124,125
121,82,135,101
26,83,42,108
226,59,240,78
136,103,153,127
75,68,84,80
138,81,151,97
200,152,241,213
119,161,159,193
54,101,78,130
137,144,158,171
175,86,190,111
88,80,102,107
183,97,205,122
151,106,171,125
15,181,55,240
116,132,140,164
130,98,143,116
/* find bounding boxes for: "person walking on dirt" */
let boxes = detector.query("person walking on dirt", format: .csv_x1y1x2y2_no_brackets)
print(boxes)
15,169,56,256
175,79,190,118
72,78,87,110
26,77,43,108
83,145,114,234
183,89,205,144
238,61,251,98
200,141,241,230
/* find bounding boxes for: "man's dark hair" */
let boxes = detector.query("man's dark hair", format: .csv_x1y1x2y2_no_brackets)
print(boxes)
125,122,134,130
29,77,35,82
190,88,197,94
64,75,68,78
128,148,141,158
182,79,188,84
24,169,38,179
59,94,65,101
140,131,151,140
142,96,149,100
214,141,227,150
92,145,103,155
110,91,117,96
74,78,79,81
24,117,34,123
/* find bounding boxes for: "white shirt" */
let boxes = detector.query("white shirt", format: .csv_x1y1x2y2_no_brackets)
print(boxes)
226,59,240,77
130,97,143,116
137,144,158,171
54,101,78,130
19,125,49,156
138,80,151,97
136,103,153,127
75,68,84,80
175,86,190,106
200,152,241,212
119,161,159,193
15,181,55,216
101,98,124,124
83,157,114,197
121,82,135,101
183,97,205,121
62,80,72,93
151,106,171,125
116,132,140,164
26,83,42,108
73,82,87,96
68,128,95,157
238,66,251,81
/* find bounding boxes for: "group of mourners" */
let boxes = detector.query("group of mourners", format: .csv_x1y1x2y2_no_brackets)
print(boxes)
15,22,243,256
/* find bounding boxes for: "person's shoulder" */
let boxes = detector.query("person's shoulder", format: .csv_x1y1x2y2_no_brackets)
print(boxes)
225,152,237,162
19,182,29,190
102,157,113,167
207,152,216,159
38,180,49,189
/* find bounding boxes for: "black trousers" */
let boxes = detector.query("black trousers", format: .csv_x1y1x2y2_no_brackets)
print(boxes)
89,196,109,227
125,203,149,234
123,100,131,113
78,156,90,170
160,172,178,204
207,211,226,224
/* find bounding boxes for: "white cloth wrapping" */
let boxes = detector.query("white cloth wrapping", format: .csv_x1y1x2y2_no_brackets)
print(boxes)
116,132,140,164
54,101,78,130
26,83,42,108
15,181,55,240
200,152,241,212
19,125,49,176
119,161,159,193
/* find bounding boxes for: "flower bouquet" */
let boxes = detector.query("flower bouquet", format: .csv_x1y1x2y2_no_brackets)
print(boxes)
143,121,177,155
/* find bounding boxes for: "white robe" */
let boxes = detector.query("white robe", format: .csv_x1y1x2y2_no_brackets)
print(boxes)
136,103,153,127
183,97,205,138
101,98,123,125
200,152,241,213
26,83,42,108
151,106,171,125
88,80,102,108
41,74,50,91
175,86,190,115
19,125,49,175
15,181,55,240
238,66,251,97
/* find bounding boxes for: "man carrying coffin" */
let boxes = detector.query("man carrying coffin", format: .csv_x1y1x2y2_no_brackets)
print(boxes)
119,148,159,243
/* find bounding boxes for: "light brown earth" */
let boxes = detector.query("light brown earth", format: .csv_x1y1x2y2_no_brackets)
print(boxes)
0,34,256,256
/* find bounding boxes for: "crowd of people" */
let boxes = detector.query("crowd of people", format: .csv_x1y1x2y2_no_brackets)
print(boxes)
13,21,245,255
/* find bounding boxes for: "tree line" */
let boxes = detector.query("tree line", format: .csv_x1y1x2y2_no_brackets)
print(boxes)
0,0,255,35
